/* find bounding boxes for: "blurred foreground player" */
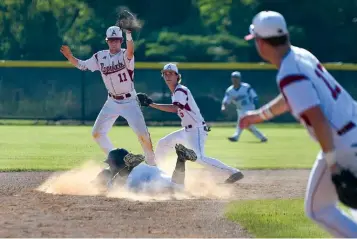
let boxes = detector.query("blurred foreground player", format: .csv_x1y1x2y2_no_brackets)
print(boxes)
240,11,357,237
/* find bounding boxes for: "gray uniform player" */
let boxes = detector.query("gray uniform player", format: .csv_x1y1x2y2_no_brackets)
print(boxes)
221,71,267,142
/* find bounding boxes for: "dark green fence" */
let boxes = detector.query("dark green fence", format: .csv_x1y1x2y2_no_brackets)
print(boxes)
1,63,357,123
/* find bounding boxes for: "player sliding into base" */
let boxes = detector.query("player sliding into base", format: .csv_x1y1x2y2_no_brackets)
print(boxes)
60,25,156,166
95,144,197,193
137,63,244,184
240,11,357,237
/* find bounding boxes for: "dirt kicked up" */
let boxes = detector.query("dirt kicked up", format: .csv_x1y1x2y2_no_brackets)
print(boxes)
0,161,310,237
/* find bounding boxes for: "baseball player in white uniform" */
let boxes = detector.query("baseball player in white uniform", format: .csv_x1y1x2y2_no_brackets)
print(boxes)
146,63,244,184
96,144,198,194
60,26,156,166
221,71,267,142
240,11,357,237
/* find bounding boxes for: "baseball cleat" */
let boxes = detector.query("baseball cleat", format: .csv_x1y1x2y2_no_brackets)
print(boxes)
228,136,238,142
261,138,268,143
175,144,197,162
225,171,244,184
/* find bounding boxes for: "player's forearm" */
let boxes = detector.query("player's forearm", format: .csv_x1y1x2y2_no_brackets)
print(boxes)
125,32,134,59
257,94,289,120
302,106,335,153
149,103,178,113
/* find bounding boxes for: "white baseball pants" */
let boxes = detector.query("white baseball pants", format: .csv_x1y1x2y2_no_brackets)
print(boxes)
304,131,357,237
92,95,156,166
234,110,266,141
155,126,240,176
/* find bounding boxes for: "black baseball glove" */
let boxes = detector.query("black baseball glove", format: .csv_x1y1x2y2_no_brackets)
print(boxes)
331,165,357,209
116,9,142,32
137,93,153,107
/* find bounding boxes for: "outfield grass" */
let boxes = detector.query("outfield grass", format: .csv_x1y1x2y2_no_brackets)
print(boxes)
226,199,330,238
0,124,319,171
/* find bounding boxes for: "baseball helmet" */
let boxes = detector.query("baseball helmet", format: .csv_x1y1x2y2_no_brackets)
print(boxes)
105,148,129,175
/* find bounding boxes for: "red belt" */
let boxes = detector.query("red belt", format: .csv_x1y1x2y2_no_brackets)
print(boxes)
108,93,131,100
337,121,356,136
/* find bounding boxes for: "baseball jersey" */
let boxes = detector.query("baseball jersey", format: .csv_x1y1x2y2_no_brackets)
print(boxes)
172,84,205,127
78,49,134,95
277,46,357,144
126,163,182,193
223,83,258,111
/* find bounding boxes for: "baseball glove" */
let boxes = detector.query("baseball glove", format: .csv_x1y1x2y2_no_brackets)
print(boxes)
116,9,142,32
137,93,153,107
331,165,357,209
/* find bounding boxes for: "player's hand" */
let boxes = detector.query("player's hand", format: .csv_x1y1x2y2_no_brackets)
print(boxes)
60,45,73,59
239,110,264,128
221,105,226,111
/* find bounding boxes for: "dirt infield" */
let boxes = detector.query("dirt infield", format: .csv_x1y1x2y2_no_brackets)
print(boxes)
0,169,310,237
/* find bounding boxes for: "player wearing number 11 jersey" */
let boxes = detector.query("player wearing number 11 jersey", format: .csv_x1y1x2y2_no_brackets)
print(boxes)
60,26,156,166
240,11,357,237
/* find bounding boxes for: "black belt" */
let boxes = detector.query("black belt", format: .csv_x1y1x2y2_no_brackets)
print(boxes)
337,121,356,136
185,122,211,132
108,93,131,100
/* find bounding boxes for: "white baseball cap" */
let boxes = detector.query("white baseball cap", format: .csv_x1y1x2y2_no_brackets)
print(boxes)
245,11,288,41
106,26,123,40
161,63,179,74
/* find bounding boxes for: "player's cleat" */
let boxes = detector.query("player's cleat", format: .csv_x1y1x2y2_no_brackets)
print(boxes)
225,171,244,184
228,136,238,142
261,138,268,143
175,144,197,162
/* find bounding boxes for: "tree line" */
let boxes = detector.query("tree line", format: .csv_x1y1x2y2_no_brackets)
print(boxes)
1,0,357,63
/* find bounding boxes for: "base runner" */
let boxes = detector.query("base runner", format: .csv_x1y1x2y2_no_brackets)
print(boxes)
137,63,244,184
240,11,357,237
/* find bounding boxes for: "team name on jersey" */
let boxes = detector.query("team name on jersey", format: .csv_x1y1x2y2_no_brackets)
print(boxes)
100,60,126,75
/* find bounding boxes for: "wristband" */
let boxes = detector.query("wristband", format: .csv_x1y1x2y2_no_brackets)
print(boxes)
258,105,274,120
126,32,133,41
325,151,337,167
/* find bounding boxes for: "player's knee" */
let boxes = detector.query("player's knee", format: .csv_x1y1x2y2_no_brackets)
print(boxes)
92,130,104,140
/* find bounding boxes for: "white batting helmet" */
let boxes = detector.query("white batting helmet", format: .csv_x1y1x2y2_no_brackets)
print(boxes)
106,26,123,40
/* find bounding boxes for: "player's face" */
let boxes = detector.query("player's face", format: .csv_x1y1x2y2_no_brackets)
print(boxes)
106,38,122,52
162,71,178,87
231,77,240,86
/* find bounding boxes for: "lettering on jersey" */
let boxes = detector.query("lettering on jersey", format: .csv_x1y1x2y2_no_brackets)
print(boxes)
100,60,126,75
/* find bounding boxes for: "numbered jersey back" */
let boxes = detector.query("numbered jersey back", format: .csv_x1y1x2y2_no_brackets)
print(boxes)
96,49,134,95
277,46,357,139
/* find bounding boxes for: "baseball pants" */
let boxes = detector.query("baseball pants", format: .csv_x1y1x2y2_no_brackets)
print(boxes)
304,130,357,237
234,111,266,141
92,95,156,166
155,126,240,176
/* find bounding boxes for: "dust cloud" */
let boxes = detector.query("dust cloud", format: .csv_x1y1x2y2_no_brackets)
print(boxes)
37,158,234,201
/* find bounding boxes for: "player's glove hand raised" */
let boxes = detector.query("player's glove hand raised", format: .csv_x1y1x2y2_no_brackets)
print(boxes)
137,93,153,107
116,9,142,32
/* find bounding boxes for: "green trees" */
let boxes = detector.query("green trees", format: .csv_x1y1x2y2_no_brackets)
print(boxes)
1,0,356,62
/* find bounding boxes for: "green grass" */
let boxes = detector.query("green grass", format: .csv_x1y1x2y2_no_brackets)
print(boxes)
225,199,330,238
0,124,319,171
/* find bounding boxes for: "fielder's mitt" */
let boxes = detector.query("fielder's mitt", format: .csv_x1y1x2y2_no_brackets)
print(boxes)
123,153,145,168
175,144,197,162
331,166,357,209
137,93,153,107
116,9,142,32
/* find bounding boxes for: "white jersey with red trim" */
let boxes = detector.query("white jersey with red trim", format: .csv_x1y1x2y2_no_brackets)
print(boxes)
79,49,134,95
277,46,357,144
171,84,205,127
